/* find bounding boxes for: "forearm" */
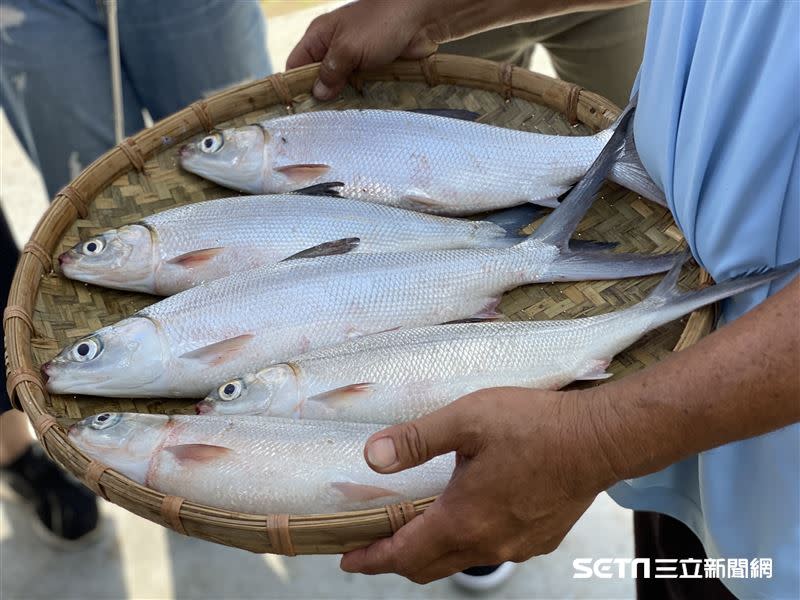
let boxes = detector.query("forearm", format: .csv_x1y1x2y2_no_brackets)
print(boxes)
421,0,644,43
588,277,800,484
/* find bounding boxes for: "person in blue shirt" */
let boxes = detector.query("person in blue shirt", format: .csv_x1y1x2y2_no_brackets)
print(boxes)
288,1,799,598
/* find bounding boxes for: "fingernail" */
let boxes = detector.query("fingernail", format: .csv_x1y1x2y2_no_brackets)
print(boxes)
367,437,397,469
313,79,331,99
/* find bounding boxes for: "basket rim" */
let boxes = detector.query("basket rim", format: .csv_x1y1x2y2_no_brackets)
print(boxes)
4,53,714,554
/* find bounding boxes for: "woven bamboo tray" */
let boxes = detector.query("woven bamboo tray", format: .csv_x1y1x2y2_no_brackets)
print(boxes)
5,55,713,555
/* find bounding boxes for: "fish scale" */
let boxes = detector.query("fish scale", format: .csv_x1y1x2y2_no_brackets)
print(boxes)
143,195,509,262
127,245,540,396
201,256,800,424
267,110,610,213
178,109,655,216
69,413,454,515
61,194,525,295
46,101,680,399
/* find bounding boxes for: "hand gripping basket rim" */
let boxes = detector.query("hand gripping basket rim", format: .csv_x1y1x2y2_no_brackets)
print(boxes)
4,54,714,555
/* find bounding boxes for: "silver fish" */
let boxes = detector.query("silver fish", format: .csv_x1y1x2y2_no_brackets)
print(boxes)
58,187,542,295
43,102,675,398
179,108,665,215
68,412,452,514
198,257,798,422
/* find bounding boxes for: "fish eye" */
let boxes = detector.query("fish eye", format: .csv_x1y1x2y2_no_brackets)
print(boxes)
71,338,102,362
218,380,242,401
90,412,120,430
81,238,105,256
200,132,223,154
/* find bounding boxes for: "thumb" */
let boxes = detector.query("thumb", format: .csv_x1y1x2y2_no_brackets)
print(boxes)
364,402,471,474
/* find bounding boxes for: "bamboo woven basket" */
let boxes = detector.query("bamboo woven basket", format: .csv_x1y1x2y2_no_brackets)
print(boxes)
5,55,713,555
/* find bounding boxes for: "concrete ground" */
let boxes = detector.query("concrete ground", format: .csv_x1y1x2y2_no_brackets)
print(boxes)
1,2,634,598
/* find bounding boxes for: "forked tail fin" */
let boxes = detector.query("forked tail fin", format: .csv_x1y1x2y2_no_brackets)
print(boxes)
642,254,800,328
517,98,680,281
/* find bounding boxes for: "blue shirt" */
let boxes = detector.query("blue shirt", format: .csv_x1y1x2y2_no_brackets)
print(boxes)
607,2,800,598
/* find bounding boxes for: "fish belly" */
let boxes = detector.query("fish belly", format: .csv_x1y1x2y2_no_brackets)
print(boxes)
148,416,453,514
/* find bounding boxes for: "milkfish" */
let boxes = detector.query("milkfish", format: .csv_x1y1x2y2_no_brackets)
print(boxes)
198,256,799,422
58,184,544,295
43,102,675,398
178,107,665,216
68,412,453,515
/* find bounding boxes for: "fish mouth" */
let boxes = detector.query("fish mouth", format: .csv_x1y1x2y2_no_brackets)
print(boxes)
178,144,194,160
58,252,72,267
195,401,213,415
40,362,51,383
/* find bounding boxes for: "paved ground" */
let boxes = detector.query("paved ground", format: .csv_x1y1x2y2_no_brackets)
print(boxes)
1,3,635,598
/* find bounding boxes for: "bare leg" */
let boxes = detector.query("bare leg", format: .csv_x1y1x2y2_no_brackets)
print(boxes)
0,409,35,466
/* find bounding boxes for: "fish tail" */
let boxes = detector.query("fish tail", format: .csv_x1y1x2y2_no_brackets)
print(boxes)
546,248,680,281
524,98,637,251
514,97,678,281
643,253,800,327
607,124,667,206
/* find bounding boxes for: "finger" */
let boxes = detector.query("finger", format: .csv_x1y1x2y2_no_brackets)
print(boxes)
364,399,478,473
399,30,439,60
340,504,453,575
286,26,330,70
313,36,362,100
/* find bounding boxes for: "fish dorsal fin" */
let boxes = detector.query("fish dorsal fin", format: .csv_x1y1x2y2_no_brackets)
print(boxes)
166,247,224,268
308,383,375,408
165,444,232,464
288,182,345,197
408,108,480,121
179,334,255,366
281,238,360,261
331,482,399,502
274,164,331,185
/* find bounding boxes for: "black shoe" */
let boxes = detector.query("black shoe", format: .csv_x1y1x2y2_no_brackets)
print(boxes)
450,562,517,592
1,443,100,546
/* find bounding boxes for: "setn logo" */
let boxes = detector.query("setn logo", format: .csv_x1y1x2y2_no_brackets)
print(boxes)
573,558,651,579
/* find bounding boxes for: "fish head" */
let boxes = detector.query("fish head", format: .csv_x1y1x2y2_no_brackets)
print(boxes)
58,224,157,293
196,364,300,416
68,412,170,485
42,317,169,396
178,126,267,193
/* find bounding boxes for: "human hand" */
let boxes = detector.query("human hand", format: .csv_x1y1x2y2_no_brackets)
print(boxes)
286,1,441,100
340,386,620,583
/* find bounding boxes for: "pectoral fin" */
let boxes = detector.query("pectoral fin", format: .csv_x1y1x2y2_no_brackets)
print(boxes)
331,482,400,502
179,334,255,366
166,247,224,268
308,383,374,408
281,238,360,261
454,297,503,321
275,164,331,184
165,444,232,463
577,359,613,381
402,194,441,212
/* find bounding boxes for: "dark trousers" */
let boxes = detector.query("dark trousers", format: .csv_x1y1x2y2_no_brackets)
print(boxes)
634,511,738,599
1,210,20,413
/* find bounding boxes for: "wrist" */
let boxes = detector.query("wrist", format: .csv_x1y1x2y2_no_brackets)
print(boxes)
555,388,625,498
582,376,694,484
